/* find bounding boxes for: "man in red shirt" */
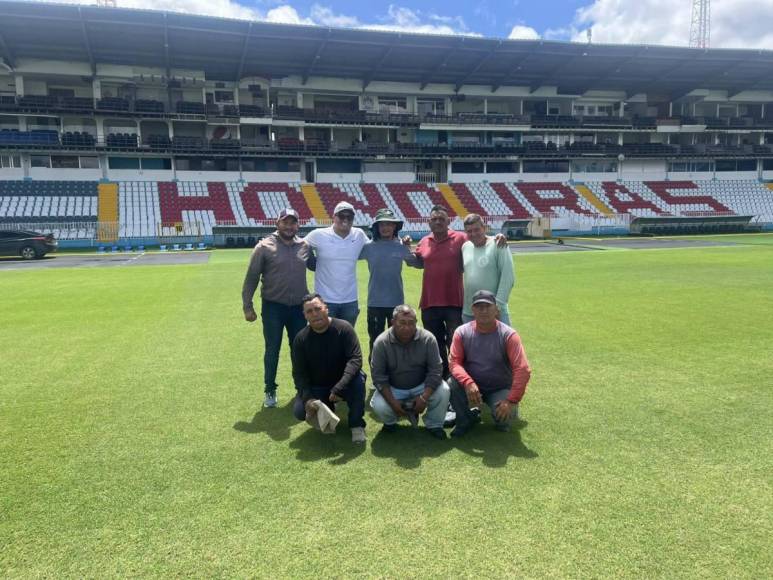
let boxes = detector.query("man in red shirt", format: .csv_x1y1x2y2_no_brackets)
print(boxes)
405,205,466,378
406,205,507,378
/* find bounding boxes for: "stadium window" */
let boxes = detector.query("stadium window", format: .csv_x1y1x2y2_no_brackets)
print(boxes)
571,160,617,173
48,87,75,99
452,162,484,173
379,97,407,114
668,162,689,172
486,161,519,173
225,158,239,171
51,155,80,169
108,157,140,169
140,158,171,170
214,90,234,103
523,160,570,173
79,156,99,169
317,159,361,173
30,155,51,168
0,155,21,168
693,161,713,172
763,159,773,171
736,159,757,172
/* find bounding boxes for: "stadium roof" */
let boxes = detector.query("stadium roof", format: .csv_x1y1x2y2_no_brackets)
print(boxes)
1,1,773,97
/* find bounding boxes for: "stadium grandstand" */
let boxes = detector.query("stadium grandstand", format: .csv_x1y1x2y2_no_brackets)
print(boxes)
1,0,773,246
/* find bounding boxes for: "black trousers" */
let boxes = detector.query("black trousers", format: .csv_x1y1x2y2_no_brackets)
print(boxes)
366,307,395,362
421,306,463,378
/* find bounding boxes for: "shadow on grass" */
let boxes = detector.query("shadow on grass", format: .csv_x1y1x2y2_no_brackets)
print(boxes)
452,420,538,467
289,427,366,465
233,403,296,442
370,425,452,469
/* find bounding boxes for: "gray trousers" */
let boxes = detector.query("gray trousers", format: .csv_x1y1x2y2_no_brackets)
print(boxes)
448,377,519,429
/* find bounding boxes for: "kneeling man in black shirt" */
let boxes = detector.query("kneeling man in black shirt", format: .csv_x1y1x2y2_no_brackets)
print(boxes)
292,293,367,444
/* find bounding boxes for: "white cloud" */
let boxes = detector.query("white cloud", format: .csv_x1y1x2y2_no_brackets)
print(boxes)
22,0,477,35
570,0,773,49
264,4,313,25
508,25,540,40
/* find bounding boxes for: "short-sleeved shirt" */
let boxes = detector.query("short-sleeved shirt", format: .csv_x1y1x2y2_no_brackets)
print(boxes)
304,226,368,304
359,239,412,308
414,230,467,310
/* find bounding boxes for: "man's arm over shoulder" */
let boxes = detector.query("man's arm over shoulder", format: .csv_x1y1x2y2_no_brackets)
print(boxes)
505,331,531,404
404,237,425,269
332,322,363,396
241,242,267,313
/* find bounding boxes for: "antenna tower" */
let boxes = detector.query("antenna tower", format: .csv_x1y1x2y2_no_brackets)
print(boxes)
689,0,710,48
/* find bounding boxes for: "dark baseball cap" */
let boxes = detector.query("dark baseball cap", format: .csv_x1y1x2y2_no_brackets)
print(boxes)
278,208,299,221
471,289,496,306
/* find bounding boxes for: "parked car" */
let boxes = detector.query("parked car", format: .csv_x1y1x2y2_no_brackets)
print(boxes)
0,229,58,259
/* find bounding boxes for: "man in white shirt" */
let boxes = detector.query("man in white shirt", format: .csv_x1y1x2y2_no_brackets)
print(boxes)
304,201,368,327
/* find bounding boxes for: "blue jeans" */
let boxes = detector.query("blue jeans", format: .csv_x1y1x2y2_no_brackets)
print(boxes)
327,301,360,327
261,299,306,394
370,381,451,430
292,371,367,428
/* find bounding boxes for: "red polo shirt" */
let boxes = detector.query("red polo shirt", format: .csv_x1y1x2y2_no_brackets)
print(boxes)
415,229,467,309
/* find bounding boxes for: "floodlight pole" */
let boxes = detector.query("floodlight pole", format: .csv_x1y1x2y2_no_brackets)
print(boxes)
689,0,710,49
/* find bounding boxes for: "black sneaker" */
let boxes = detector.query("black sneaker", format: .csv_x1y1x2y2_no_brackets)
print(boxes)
426,427,447,440
381,423,398,434
450,414,481,438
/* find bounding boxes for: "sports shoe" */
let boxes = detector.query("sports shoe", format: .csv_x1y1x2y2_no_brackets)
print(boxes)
494,423,511,433
381,423,398,434
426,427,447,440
450,414,481,438
351,427,367,444
443,410,456,428
263,392,277,408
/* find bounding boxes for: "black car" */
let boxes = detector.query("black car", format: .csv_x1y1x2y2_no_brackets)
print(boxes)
0,229,58,259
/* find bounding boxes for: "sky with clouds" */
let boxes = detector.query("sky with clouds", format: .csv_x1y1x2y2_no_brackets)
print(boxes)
31,0,773,49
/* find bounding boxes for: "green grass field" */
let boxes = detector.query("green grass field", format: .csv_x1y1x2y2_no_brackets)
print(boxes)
2,235,772,577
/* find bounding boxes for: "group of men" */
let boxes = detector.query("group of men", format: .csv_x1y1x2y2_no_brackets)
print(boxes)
242,201,531,444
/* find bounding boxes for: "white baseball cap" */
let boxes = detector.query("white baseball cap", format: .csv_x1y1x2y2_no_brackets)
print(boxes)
333,201,355,215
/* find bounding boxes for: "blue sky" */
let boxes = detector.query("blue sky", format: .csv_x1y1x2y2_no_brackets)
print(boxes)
250,0,585,40
46,0,773,49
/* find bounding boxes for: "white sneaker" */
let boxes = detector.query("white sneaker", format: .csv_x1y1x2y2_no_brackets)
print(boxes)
351,427,366,444
263,392,277,408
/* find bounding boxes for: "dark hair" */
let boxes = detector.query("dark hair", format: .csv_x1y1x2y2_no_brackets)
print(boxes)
430,205,449,216
391,304,417,320
301,293,324,306
463,213,484,227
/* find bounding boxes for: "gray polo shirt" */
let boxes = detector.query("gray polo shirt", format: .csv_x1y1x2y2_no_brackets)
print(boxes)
241,232,311,309
371,326,442,392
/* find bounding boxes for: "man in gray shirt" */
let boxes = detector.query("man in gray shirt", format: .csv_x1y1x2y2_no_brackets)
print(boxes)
242,208,312,408
369,305,451,439
358,208,417,362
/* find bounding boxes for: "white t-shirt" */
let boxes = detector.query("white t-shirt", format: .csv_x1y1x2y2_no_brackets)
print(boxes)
305,226,368,303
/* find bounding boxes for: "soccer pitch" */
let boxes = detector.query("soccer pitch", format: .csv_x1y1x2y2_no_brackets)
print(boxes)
1,235,772,577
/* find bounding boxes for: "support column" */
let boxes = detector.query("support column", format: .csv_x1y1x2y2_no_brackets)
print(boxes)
483,98,488,114
14,75,24,96
92,79,101,104
167,121,174,140
96,117,105,144
18,117,28,131
135,121,142,145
